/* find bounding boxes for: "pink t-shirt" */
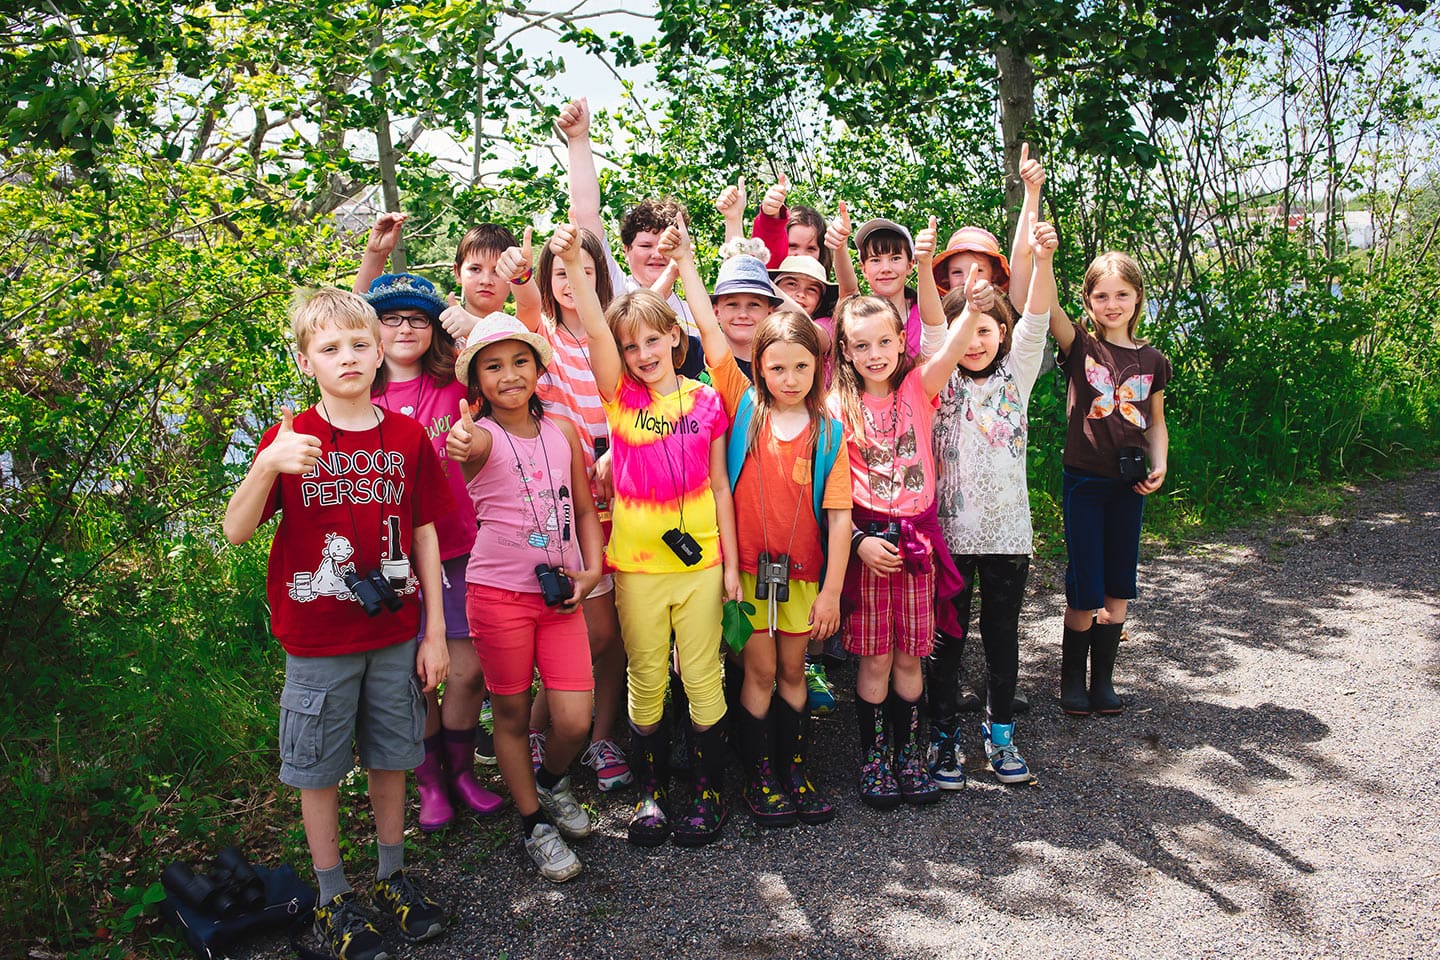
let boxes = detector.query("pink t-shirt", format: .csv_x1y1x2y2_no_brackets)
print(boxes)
828,367,939,518
603,376,729,573
374,375,476,561
464,417,583,593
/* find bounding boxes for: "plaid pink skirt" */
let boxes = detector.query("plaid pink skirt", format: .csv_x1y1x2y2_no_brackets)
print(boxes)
843,560,936,658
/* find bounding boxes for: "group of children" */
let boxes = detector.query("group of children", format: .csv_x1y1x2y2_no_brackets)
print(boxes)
224,100,1171,959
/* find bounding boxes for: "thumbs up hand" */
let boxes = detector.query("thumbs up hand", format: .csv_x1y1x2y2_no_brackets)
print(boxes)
1018,142,1045,192
760,173,790,217
715,178,746,219
265,407,323,475
446,398,477,463
657,211,695,267
496,227,535,284
1030,213,1058,261
824,200,852,251
964,263,996,313
915,215,939,264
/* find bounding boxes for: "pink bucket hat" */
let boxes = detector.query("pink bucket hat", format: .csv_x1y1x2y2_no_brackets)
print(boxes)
932,226,1011,294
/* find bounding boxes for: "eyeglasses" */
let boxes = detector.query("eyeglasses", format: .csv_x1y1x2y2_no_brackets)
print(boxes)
379,313,433,329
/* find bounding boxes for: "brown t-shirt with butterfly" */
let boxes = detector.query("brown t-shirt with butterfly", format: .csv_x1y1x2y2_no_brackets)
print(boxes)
1056,322,1173,478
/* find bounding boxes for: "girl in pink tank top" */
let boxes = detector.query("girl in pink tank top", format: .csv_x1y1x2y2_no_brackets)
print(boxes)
445,313,605,882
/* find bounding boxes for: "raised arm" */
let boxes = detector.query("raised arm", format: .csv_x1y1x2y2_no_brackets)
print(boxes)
495,226,541,330
1030,208,1076,353
1026,216,1059,325
752,174,790,268
825,200,860,301
552,222,622,401
715,176,747,244
559,98,607,243
353,212,407,293
919,264,989,399
914,216,943,330
658,214,728,368
1007,142,1043,313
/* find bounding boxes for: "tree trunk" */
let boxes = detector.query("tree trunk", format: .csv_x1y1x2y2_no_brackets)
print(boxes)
995,7,1035,246
372,20,407,272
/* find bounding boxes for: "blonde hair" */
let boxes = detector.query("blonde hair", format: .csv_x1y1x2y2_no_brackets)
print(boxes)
290,287,379,353
604,289,688,379
830,294,913,439
1082,251,1147,343
750,310,826,457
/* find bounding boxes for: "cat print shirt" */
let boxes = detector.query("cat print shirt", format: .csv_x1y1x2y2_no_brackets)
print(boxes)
1056,321,1173,478
829,367,940,519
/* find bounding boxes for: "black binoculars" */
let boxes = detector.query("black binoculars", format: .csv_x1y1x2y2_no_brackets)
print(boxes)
161,846,265,919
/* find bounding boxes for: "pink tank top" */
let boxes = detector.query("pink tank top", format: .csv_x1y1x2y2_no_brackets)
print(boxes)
463,416,582,593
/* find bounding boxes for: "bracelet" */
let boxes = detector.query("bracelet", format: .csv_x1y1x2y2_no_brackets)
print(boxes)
512,265,534,286
850,530,869,552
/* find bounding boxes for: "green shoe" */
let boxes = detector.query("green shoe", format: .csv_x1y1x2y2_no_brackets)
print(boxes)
804,661,837,716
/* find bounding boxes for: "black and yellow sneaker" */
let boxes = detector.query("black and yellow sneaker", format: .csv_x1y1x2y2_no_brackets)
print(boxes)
313,892,391,960
373,869,446,943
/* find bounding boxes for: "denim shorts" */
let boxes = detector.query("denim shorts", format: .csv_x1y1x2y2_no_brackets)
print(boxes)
277,641,426,789
1062,468,1145,611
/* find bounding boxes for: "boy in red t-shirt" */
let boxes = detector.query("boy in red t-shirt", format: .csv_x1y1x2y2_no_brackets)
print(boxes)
224,288,452,960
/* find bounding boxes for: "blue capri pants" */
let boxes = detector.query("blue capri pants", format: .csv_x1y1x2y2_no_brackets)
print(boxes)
1062,468,1146,611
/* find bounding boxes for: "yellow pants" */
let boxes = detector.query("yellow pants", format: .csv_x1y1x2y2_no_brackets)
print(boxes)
615,567,726,728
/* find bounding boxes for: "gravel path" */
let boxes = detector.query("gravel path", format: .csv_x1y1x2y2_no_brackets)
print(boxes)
248,469,1440,960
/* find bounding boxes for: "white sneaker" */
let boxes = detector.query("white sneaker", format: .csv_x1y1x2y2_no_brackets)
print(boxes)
524,822,581,883
536,775,593,839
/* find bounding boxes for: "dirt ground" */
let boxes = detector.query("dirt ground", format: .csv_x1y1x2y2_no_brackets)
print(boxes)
246,468,1440,960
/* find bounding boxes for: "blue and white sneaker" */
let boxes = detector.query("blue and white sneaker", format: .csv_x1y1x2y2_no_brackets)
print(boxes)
928,726,966,790
983,721,1035,785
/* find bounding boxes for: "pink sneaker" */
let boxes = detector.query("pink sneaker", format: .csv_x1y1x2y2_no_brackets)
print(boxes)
582,738,634,791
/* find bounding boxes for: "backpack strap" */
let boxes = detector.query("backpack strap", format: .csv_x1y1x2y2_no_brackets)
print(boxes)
726,388,758,493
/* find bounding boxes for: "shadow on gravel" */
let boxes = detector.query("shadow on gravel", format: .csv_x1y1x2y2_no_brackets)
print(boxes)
241,472,1439,960
1139,470,1440,677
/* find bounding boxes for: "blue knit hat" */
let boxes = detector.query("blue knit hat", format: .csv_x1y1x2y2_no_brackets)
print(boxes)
710,255,782,305
364,273,447,322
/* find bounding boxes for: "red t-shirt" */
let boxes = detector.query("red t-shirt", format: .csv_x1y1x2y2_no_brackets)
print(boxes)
255,406,451,657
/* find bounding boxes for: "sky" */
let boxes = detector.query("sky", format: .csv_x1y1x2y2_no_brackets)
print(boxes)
406,0,664,176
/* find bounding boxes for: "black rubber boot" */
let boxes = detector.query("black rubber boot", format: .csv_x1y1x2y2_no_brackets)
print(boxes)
1060,625,1093,716
737,706,796,827
854,696,900,810
774,697,835,824
1089,622,1127,715
626,722,671,847
889,693,940,805
672,721,730,846
669,667,691,776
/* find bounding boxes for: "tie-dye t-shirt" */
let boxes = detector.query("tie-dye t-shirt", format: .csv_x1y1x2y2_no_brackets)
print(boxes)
603,376,729,573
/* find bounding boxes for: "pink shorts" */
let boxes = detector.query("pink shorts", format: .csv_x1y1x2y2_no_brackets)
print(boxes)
844,561,936,659
466,584,595,696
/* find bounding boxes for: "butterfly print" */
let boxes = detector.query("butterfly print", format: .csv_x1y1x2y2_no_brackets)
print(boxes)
1085,356,1152,428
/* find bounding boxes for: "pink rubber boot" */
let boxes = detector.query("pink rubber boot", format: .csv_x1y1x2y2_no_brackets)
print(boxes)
442,727,505,816
415,734,455,832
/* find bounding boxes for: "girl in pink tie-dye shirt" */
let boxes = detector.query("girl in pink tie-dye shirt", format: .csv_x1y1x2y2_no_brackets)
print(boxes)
550,223,740,852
